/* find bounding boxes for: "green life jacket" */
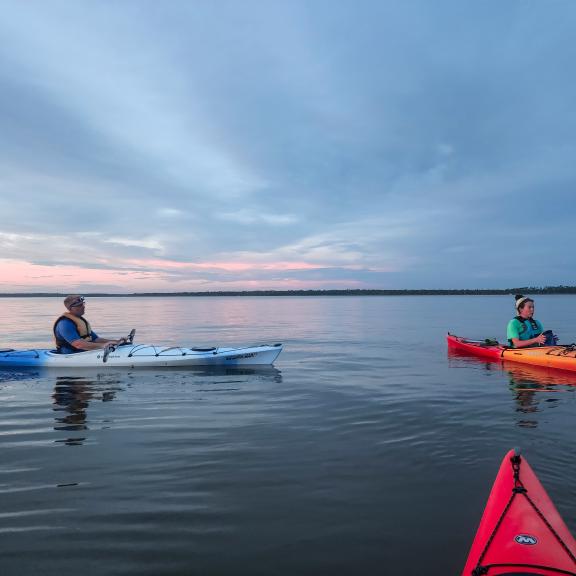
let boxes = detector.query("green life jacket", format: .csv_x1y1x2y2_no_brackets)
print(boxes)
508,316,542,347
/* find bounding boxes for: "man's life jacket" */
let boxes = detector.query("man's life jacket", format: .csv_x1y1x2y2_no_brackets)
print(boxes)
53,313,94,352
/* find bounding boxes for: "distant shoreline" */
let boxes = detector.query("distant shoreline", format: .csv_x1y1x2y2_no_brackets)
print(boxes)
2,287,576,297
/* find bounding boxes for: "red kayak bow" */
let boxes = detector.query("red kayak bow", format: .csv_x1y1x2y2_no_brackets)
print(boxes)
463,449,576,576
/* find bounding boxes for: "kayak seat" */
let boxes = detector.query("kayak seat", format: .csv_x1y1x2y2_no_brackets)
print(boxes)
191,347,217,352
0,349,15,353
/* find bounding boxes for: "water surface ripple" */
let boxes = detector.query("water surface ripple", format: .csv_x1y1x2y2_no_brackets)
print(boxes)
1,295,575,575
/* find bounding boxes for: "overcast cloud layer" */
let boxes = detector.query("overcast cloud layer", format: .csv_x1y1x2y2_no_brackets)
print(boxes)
1,0,575,292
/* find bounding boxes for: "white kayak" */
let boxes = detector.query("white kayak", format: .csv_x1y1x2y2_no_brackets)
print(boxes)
0,342,283,369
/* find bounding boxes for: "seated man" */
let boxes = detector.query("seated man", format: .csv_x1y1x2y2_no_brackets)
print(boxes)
53,295,126,354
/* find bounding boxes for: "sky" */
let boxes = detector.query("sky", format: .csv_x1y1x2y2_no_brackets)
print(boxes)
1,0,575,293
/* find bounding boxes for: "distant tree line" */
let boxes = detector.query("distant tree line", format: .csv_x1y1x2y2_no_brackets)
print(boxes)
3,286,576,297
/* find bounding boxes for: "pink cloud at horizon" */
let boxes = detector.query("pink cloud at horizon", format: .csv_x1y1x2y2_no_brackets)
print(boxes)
0,259,367,292
121,258,349,272
0,259,164,290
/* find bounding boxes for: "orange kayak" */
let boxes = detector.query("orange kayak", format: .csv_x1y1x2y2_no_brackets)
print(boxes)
447,333,576,373
462,449,576,575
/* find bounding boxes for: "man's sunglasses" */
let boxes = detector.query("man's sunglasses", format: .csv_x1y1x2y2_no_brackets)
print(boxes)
70,297,85,308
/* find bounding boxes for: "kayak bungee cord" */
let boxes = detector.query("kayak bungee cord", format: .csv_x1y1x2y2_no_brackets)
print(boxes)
471,451,576,576
557,344,576,355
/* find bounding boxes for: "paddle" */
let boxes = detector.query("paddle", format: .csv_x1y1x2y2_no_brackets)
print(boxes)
102,329,136,362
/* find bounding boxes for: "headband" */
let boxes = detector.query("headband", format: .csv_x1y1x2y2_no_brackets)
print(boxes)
515,296,530,311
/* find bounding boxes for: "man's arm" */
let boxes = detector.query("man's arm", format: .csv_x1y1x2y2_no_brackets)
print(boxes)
71,336,126,351
70,338,122,351
63,326,124,351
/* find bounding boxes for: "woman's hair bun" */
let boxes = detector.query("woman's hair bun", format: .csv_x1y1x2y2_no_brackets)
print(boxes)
515,294,524,301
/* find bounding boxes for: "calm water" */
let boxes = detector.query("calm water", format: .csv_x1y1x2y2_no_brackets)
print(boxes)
1,295,575,575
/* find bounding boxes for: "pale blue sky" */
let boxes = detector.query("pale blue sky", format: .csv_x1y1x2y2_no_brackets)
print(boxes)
1,0,575,292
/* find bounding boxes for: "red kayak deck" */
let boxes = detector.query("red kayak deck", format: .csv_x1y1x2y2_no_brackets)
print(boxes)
447,334,576,373
447,333,504,361
462,449,576,575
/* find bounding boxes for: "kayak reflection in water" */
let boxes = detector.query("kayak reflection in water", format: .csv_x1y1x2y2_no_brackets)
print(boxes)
508,374,543,428
53,295,128,354
505,364,572,429
52,375,119,446
506,294,557,348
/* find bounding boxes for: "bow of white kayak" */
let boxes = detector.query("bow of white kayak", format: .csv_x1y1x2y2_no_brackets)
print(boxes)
0,343,283,368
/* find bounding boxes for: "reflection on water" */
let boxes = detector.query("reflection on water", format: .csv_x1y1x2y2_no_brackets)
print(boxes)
52,375,121,446
1,365,283,448
49,367,282,446
504,363,570,429
0,365,284,455
3,296,576,576
0,369,43,383
447,349,576,427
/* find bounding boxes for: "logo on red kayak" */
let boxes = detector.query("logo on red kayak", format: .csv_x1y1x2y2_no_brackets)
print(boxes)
515,534,538,545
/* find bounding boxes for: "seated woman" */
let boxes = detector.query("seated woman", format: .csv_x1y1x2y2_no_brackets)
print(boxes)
507,294,548,348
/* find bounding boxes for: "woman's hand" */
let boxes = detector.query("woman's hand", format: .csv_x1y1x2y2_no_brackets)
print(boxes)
534,333,546,345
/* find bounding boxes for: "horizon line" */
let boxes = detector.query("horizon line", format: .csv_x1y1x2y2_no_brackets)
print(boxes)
2,286,576,297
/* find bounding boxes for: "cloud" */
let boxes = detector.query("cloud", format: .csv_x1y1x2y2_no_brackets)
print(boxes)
104,237,165,252
157,208,186,218
0,0,575,291
218,209,298,226
0,2,268,199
